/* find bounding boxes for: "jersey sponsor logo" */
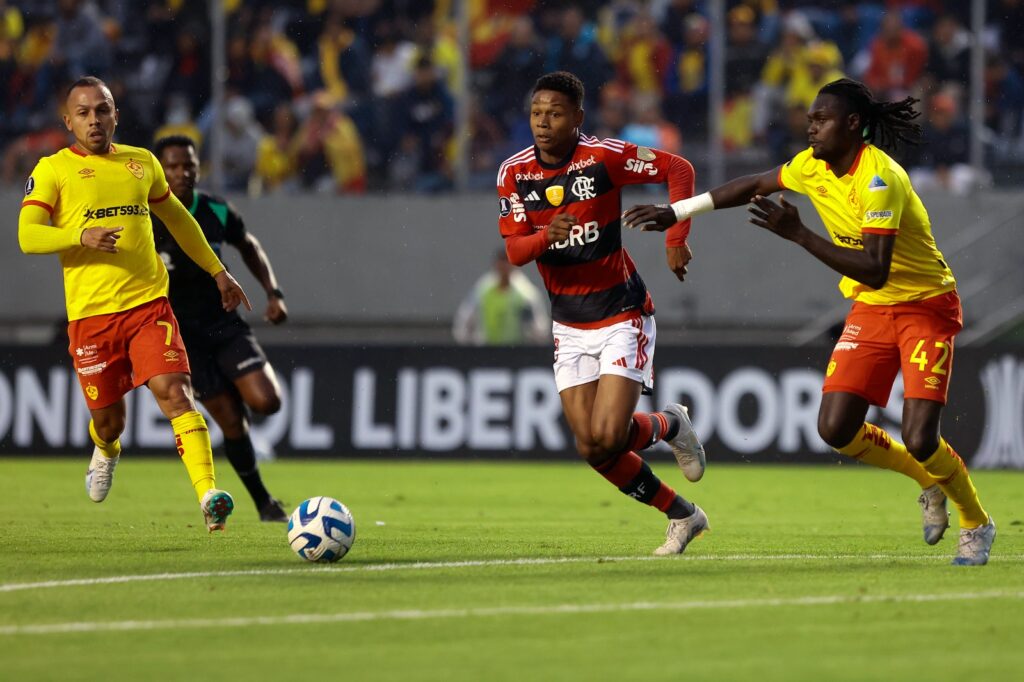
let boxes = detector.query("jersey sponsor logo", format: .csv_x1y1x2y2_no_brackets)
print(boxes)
76,362,108,376
838,324,861,342
78,168,96,178
636,146,656,161
545,185,565,206
865,210,893,220
833,233,862,247
508,193,527,222
524,190,540,202
549,220,599,250
515,171,544,181
565,154,597,174
125,159,145,179
834,341,859,351
570,175,596,200
624,158,657,176
82,204,149,220
868,175,888,191
498,196,512,217
24,176,34,195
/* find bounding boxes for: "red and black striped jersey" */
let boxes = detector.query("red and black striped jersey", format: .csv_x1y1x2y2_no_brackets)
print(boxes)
496,134,694,329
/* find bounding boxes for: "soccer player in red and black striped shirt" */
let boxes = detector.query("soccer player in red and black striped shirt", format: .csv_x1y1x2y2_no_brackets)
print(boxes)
496,71,709,555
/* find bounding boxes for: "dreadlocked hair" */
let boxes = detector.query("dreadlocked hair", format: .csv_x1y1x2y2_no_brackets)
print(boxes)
819,78,922,150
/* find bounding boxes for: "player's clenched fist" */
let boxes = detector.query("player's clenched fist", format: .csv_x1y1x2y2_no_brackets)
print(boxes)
80,226,124,253
545,213,577,245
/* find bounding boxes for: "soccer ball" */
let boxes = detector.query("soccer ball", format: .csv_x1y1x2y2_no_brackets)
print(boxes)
287,496,356,562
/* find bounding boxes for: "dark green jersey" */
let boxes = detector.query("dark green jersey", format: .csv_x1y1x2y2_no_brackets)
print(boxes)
153,191,246,325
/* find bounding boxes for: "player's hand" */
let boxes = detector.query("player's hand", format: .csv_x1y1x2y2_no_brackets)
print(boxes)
265,295,288,325
80,226,124,253
748,194,804,241
545,213,577,245
622,204,676,231
214,270,252,312
667,243,693,281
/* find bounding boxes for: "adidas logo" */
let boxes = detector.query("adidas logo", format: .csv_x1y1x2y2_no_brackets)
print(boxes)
613,357,629,368
524,190,540,202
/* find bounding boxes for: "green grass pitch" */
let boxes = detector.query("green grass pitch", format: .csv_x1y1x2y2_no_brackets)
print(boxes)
1,457,1022,681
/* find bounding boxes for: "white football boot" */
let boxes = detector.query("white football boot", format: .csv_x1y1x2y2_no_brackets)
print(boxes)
951,518,996,566
663,404,706,482
201,489,235,532
85,447,119,502
654,504,709,556
917,485,950,545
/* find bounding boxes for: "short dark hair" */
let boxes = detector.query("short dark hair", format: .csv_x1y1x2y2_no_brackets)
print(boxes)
153,135,198,159
532,71,584,110
818,78,921,150
66,76,109,98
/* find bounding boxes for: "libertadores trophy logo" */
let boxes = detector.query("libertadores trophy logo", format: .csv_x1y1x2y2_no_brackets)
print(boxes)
971,355,1024,469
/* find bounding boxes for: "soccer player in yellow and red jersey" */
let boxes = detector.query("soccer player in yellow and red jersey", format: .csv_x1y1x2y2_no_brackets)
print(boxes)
18,76,252,533
625,78,995,565
498,71,709,556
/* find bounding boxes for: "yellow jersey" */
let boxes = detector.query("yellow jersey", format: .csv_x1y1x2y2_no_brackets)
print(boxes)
778,144,956,305
23,144,179,321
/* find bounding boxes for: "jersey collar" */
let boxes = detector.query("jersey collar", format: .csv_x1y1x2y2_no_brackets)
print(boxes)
534,133,581,171
824,143,866,178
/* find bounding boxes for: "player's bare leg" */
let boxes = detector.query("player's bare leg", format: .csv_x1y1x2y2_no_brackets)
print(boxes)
819,392,947,544
204,370,286,522
561,375,707,555
149,372,233,531
902,398,993,565
85,400,126,502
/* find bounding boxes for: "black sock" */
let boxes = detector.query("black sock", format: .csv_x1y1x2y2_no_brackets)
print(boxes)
666,495,695,520
223,436,270,507
662,412,681,441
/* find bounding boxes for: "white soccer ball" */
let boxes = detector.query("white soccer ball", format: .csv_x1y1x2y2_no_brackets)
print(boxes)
287,496,356,562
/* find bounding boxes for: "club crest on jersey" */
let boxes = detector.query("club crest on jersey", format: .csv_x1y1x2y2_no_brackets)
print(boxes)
85,383,99,401
571,175,596,200
24,176,34,195
636,146,656,161
125,159,144,179
545,185,565,206
868,175,888,192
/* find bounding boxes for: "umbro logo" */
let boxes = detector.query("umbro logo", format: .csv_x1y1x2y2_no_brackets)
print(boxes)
78,168,96,178
524,191,540,202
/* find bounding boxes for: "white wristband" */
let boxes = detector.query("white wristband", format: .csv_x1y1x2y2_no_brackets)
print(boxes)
670,192,715,222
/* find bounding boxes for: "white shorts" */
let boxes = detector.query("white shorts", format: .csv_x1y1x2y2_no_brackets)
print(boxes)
552,315,656,393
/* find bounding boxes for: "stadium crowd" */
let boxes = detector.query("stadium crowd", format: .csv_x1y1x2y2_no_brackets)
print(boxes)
2,0,1023,195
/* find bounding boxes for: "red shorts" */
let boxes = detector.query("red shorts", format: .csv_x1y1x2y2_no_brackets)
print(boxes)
823,291,962,407
67,297,190,409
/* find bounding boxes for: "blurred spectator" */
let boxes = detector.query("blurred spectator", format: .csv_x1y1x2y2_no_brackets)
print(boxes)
162,25,211,120
593,88,629,140
863,12,928,100
753,12,816,147
391,57,454,192
221,96,263,192
616,11,672,96
907,92,988,196
724,6,767,98
468,94,507,190
52,0,112,80
254,102,299,194
487,15,546,132
452,250,549,346
620,93,682,156
785,42,845,111
545,5,612,112
152,93,203,150
370,21,416,98
924,14,970,89
2,124,65,185
665,13,709,137
411,16,462,96
293,91,367,194
984,53,1024,155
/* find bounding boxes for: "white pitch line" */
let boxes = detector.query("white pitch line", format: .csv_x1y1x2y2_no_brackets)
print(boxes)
2,589,1022,636
2,553,1023,595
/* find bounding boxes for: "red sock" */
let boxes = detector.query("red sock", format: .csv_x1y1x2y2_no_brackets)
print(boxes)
593,451,677,512
625,412,673,451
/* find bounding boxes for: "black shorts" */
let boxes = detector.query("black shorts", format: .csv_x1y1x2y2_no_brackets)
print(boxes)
180,317,268,400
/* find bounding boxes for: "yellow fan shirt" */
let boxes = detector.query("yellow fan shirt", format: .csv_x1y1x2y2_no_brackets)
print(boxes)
21,144,221,321
778,144,956,305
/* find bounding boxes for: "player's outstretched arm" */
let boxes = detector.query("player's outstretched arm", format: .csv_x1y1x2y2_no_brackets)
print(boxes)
748,194,894,289
18,204,84,254
151,192,225,277
623,167,784,231
236,233,287,324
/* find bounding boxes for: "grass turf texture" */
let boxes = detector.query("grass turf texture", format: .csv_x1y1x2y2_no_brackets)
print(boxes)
1,458,1022,681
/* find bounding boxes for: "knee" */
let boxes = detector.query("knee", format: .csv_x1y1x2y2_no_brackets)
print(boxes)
590,421,628,458
248,393,282,416
817,411,860,449
575,439,611,466
902,430,939,460
93,414,125,442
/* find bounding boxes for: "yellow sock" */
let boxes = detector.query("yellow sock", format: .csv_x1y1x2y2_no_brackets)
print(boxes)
88,420,121,458
171,411,216,502
836,423,933,488
921,438,989,529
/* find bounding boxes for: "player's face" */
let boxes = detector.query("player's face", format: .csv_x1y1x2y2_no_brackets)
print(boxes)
530,90,583,161
63,85,118,154
160,145,200,201
806,94,856,161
